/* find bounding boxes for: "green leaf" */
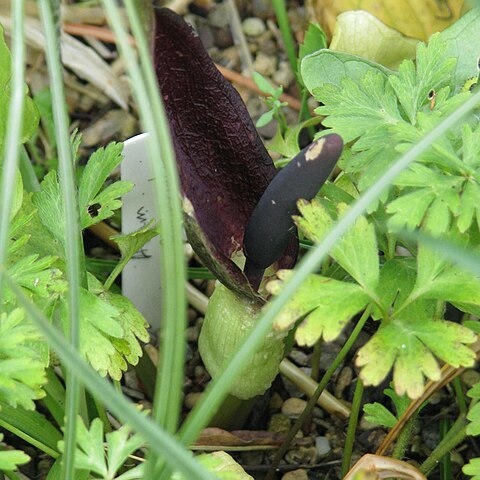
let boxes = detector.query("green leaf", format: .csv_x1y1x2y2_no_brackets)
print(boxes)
0,24,39,159
78,142,133,228
173,451,253,480
439,8,480,91
268,116,322,162
301,49,392,96
384,386,410,418
31,171,65,246
102,291,150,366
464,458,480,480
363,385,412,428
0,434,29,472
357,311,476,399
268,270,370,346
8,254,66,301
412,242,480,313
298,23,327,79
0,309,47,410
374,258,417,315
466,382,480,436
388,34,456,124
84,275,150,376
295,200,379,291
107,220,159,289
64,288,125,380
255,110,275,128
329,11,418,70
33,87,57,159
252,72,278,97
59,417,144,479
10,192,62,260
0,400,61,457
314,70,401,144
363,402,398,428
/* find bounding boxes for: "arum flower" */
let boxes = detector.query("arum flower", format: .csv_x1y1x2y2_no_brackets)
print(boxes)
153,9,343,399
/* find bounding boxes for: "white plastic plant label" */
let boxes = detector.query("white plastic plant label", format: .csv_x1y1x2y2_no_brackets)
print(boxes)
121,133,162,329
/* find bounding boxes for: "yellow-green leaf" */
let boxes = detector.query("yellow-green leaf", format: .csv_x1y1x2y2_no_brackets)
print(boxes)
330,11,418,69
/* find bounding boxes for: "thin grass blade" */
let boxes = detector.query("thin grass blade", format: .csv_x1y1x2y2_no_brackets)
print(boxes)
39,1,86,478
0,0,26,303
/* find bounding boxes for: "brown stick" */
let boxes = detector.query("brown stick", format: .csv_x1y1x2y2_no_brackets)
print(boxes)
215,64,302,111
375,338,480,456
88,222,120,251
62,22,304,111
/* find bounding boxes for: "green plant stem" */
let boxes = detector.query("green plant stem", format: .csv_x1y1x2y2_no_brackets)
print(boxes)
39,2,86,478
310,341,321,382
4,274,216,480
439,418,452,480
177,88,480,463
420,415,467,475
421,425,467,475
271,0,297,79
209,395,257,430
19,146,40,192
342,379,364,476
0,0,26,305
4,471,19,480
266,307,371,480
392,414,417,459
453,377,468,415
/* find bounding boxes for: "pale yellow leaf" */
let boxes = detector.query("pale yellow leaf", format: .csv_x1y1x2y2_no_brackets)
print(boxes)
330,11,418,69
307,0,467,41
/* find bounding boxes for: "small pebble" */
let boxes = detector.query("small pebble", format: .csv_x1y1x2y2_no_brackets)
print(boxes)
281,469,309,480
315,436,331,456
196,18,215,50
188,308,198,323
428,391,443,405
246,97,264,118
194,365,208,382
268,413,291,434
257,31,277,56
334,366,353,398
184,392,203,409
242,450,264,466
281,397,307,418
186,325,200,342
273,60,294,87
256,119,278,139
366,430,387,450
242,17,266,37
269,392,284,410
213,27,234,49
422,424,440,450
252,0,274,19
285,446,317,465
253,51,277,76
207,3,231,28
289,349,309,367
220,46,241,70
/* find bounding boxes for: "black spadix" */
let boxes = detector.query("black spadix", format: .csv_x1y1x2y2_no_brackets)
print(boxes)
243,134,344,289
